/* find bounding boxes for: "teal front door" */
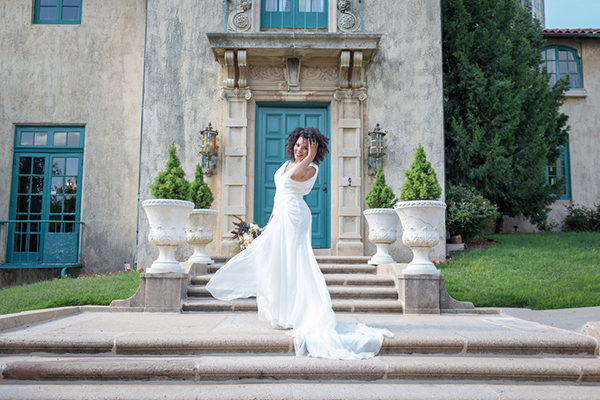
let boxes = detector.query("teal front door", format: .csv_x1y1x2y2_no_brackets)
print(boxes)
255,104,330,248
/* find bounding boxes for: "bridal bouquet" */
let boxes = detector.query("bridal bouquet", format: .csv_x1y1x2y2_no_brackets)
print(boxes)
231,216,263,254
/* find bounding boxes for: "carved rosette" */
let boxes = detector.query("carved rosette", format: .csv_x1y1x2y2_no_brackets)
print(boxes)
337,0,359,33
363,208,399,265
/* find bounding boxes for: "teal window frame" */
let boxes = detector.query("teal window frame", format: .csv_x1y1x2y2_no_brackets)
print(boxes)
546,142,571,200
6,126,85,266
541,45,582,88
34,0,82,25
261,0,328,31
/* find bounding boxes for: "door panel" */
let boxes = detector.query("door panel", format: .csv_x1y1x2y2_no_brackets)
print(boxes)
255,104,330,248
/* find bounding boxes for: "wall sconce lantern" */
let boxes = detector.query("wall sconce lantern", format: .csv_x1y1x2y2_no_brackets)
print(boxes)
368,123,386,175
200,122,219,175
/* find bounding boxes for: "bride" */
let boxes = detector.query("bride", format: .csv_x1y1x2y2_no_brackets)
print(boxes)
206,127,393,360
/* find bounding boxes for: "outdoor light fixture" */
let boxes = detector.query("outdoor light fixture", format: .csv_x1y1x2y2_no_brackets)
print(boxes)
368,123,386,175
200,122,219,175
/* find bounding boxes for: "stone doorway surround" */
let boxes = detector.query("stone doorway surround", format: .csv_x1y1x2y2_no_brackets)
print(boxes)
207,33,381,256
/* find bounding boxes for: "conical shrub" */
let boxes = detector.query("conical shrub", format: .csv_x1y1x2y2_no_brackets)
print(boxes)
150,142,191,201
190,163,214,209
365,165,396,208
400,144,442,201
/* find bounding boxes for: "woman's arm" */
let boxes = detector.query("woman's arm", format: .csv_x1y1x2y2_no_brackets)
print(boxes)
290,139,318,182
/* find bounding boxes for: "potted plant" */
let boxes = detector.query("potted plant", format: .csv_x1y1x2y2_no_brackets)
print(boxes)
185,163,218,264
394,145,445,274
363,165,399,265
143,143,194,274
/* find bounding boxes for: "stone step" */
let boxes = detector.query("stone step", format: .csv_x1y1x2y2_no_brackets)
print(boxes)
187,285,399,300
181,298,404,313
2,354,599,383
207,263,377,275
2,382,599,400
191,272,395,287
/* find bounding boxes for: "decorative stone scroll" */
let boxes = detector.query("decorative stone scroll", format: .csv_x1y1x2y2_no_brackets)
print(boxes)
227,0,252,32
300,66,339,81
334,88,367,102
220,87,252,100
249,66,286,81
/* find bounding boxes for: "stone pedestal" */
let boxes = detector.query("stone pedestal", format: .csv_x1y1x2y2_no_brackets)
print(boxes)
378,263,475,315
110,272,187,313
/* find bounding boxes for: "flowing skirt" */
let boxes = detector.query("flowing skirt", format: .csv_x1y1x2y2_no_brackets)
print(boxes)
206,194,393,360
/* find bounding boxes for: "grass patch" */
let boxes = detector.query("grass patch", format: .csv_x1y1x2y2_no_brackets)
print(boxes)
438,232,600,310
0,270,142,315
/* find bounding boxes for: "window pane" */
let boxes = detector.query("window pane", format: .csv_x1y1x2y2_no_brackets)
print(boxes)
52,177,64,194
63,0,80,5
31,196,43,213
312,0,324,12
19,157,32,175
559,61,567,74
50,195,63,213
40,0,58,5
34,132,47,146
18,177,31,194
281,0,291,11
569,63,577,73
548,166,556,175
570,75,578,87
559,50,567,60
39,6,57,20
67,131,80,146
549,75,557,86
547,62,555,73
65,177,77,194
29,235,40,252
17,196,29,213
568,52,574,60
64,195,76,213
54,132,67,146
32,176,44,194
66,158,78,175
53,158,65,175
33,157,45,174
265,0,277,11
546,49,555,60
62,6,79,20
20,132,34,146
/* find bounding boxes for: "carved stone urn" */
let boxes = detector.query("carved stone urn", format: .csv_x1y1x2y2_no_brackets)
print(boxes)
185,209,218,264
363,208,400,265
142,199,194,273
394,200,446,275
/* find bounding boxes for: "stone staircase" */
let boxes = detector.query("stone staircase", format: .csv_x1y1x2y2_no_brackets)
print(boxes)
182,256,404,313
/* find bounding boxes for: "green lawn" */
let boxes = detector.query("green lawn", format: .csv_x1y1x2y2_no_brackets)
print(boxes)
439,232,600,310
0,270,141,315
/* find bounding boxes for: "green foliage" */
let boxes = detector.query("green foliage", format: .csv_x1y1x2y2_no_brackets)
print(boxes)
150,143,191,201
0,270,142,315
446,184,499,244
190,163,214,209
365,166,397,208
562,203,600,232
400,145,442,201
442,0,570,228
438,232,600,310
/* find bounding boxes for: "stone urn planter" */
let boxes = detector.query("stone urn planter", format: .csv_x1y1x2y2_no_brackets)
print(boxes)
363,208,399,265
394,200,446,275
185,209,218,264
143,199,194,273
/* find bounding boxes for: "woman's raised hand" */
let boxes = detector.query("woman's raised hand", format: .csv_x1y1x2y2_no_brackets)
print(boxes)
308,139,318,161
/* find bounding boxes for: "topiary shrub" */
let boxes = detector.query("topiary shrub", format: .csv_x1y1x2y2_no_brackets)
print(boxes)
400,144,442,201
446,184,499,244
150,142,191,201
190,163,214,209
365,165,397,208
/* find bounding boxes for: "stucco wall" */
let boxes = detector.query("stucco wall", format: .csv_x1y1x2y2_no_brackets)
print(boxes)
364,1,445,262
137,0,223,270
0,0,146,280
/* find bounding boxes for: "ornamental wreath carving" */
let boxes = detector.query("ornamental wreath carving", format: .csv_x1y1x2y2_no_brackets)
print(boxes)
301,66,339,81
249,66,286,81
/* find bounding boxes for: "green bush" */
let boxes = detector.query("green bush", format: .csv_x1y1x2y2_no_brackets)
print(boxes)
365,165,397,208
150,142,191,201
190,163,214,209
562,203,600,232
446,184,499,244
400,144,442,201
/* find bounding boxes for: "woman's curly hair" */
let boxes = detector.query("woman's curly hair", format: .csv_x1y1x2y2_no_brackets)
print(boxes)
285,127,330,165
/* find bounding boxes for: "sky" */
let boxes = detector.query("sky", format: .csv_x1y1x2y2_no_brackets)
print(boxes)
545,0,600,29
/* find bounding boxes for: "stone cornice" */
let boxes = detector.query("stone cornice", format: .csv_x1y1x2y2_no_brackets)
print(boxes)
207,32,382,62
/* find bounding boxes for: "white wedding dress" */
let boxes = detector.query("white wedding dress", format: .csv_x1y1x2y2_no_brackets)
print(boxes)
206,161,393,360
